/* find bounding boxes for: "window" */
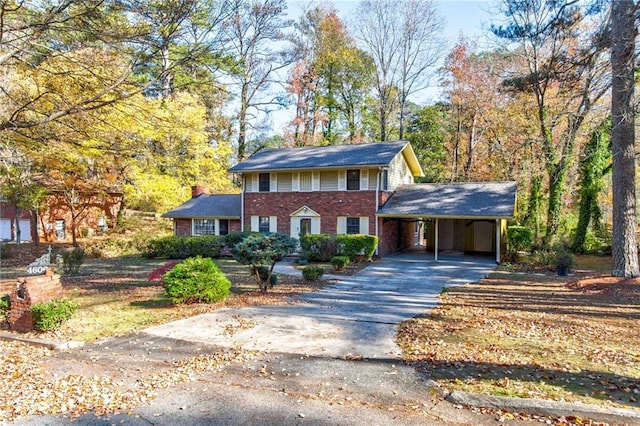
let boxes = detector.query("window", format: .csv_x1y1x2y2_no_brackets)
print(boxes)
346,169,360,190
193,219,215,236
300,172,311,191
259,173,270,192
381,169,389,190
259,216,270,233
219,219,229,235
346,217,360,234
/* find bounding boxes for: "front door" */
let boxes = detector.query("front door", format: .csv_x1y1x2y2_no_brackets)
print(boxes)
300,218,311,237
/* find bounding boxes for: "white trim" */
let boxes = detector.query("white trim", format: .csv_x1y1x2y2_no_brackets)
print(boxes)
269,216,278,233
434,218,439,261
360,169,369,190
338,171,346,191
252,174,258,192
312,171,320,191
359,217,369,234
496,219,501,263
292,172,300,191
337,216,346,234
270,173,277,192
250,216,259,232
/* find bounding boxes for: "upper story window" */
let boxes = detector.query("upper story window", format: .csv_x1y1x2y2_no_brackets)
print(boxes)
346,217,360,234
346,169,360,190
381,169,389,190
259,173,270,192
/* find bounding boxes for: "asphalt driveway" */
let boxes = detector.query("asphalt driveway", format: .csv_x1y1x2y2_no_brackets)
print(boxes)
145,252,496,359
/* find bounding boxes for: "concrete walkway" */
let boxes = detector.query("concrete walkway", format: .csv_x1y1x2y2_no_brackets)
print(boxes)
145,252,496,359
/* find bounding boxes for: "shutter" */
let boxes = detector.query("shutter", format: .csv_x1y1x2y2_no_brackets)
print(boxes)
337,217,346,234
360,169,369,190
252,174,258,192
312,171,320,191
359,217,369,235
270,173,277,192
269,216,278,233
311,217,321,234
338,171,346,190
250,216,259,232
292,172,300,191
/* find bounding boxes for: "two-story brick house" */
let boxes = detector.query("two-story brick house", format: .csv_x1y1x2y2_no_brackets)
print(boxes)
165,141,517,261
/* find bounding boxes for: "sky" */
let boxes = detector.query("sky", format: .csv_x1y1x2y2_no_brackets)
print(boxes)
266,0,498,133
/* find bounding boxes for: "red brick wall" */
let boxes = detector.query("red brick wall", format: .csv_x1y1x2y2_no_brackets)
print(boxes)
9,269,62,333
244,191,378,235
378,218,399,256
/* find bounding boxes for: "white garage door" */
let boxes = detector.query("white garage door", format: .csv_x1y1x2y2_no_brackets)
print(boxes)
18,219,32,242
0,219,11,240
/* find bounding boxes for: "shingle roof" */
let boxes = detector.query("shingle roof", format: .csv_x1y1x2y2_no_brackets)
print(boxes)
378,182,517,218
229,141,423,176
162,194,241,219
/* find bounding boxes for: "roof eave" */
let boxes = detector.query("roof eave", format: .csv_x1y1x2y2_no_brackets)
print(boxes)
376,213,514,219
400,142,425,177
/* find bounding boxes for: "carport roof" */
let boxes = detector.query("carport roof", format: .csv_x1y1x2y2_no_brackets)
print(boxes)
378,182,517,219
162,194,241,219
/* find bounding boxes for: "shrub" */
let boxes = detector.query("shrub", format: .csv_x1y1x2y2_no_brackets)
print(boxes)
253,265,278,287
300,234,336,262
335,234,378,261
232,233,297,293
145,235,224,259
61,247,85,275
506,225,533,260
31,298,78,331
163,256,231,304
330,255,350,271
302,265,324,281
223,231,254,250
0,295,10,321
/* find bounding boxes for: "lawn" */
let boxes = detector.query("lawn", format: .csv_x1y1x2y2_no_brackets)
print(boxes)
1,256,328,342
397,255,640,410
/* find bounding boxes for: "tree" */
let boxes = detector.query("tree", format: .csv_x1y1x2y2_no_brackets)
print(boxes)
232,232,297,293
492,0,611,245
222,0,294,159
354,0,444,141
610,0,638,277
405,104,448,182
572,120,611,253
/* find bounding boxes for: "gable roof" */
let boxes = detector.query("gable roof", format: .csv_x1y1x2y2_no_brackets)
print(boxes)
162,194,241,219
229,141,424,177
378,182,517,219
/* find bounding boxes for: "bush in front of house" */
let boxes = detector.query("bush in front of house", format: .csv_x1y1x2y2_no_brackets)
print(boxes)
506,225,533,261
299,234,337,262
0,295,10,322
330,255,350,271
61,247,85,275
253,265,279,287
232,232,297,293
302,265,324,281
163,256,231,304
222,231,254,251
335,234,378,261
30,298,79,331
145,235,224,259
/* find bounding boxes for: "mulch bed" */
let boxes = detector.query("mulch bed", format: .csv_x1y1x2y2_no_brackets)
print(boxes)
567,275,640,301
148,260,181,282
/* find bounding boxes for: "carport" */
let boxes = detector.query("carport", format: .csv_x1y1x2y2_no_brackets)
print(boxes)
377,182,517,263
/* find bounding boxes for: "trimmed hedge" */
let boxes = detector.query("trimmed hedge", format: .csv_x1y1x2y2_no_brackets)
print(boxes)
300,234,336,262
31,298,78,331
302,265,324,281
163,256,231,304
145,235,225,259
335,234,378,261
330,255,350,271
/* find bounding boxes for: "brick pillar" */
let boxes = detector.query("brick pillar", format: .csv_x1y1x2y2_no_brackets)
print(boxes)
9,268,62,333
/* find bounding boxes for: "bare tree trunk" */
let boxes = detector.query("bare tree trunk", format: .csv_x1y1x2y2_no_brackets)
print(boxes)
611,0,639,277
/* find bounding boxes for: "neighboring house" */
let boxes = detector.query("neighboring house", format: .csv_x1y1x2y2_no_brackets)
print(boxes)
162,186,242,236
1,189,122,244
0,202,35,242
165,141,517,261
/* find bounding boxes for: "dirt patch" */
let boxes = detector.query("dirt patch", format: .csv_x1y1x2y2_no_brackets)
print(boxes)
568,275,640,301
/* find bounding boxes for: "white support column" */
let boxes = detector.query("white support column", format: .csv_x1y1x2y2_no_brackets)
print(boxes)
434,218,439,261
495,219,501,264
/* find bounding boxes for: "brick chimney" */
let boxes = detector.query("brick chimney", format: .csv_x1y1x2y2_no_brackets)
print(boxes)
191,185,209,198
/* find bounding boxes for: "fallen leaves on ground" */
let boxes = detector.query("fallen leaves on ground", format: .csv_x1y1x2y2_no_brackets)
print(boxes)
0,340,258,423
397,267,640,411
